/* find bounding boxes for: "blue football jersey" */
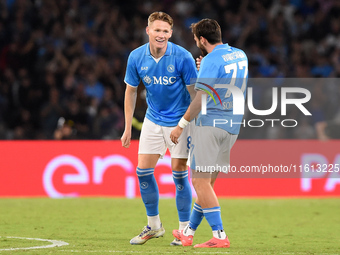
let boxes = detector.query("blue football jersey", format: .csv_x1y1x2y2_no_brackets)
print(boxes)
124,42,197,126
195,44,248,134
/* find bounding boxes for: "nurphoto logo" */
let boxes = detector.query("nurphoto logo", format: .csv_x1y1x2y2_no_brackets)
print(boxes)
199,81,312,128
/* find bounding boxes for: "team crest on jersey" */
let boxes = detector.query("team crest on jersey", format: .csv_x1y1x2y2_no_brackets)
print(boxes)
143,75,152,84
167,65,175,73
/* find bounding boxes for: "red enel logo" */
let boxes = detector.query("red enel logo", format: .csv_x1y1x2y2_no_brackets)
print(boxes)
42,154,189,198
43,154,134,198
1,141,339,197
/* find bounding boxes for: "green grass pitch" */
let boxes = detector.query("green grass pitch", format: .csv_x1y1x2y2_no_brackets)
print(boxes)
0,198,339,254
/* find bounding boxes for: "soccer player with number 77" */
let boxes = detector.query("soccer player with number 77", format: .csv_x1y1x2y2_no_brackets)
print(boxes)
170,18,248,248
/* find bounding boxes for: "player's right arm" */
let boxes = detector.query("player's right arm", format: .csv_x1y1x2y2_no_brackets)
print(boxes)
121,51,140,148
121,85,138,148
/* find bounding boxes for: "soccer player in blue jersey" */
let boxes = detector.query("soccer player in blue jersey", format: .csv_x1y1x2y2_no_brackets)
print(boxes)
170,18,248,248
121,12,197,245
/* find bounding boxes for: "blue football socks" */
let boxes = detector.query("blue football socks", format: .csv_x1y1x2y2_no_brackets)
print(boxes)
189,202,204,230
172,170,192,222
203,206,223,231
136,167,159,216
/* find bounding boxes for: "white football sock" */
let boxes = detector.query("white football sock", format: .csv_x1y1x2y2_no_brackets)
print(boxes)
183,224,196,236
179,221,189,230
213,229,227,239
147,215,161,230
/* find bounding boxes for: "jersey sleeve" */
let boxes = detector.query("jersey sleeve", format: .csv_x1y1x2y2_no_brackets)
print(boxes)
181,53,198,86
195,57,217,91
124,54,140,87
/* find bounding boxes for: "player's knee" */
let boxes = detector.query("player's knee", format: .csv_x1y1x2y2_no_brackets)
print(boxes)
171,158,187,171
210,178,217,188
192,177,208,190
192,178,199,190
173,166,187,172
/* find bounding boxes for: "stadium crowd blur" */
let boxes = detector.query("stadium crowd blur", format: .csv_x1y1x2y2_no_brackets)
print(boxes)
1,0,340,140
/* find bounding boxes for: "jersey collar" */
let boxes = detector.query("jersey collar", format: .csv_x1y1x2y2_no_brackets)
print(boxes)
212,43,231,52
145,42,172,56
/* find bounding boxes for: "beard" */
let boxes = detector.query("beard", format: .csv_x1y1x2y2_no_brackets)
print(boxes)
198,42,208,56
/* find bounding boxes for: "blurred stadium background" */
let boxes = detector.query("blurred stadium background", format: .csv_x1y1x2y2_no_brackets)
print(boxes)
0,0,340,198
0,0,340,140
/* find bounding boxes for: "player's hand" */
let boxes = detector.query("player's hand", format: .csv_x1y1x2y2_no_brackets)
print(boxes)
170,126,184,145
196,56,203,71
121,130,131,148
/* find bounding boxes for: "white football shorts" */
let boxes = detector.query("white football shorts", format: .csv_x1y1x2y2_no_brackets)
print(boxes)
138,117,192,159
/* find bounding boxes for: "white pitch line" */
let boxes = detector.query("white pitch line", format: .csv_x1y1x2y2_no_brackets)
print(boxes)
58,250,340,255
0,236,69,251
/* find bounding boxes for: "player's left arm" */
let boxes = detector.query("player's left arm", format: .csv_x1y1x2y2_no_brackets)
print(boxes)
187,85,196,101
182,53,198,100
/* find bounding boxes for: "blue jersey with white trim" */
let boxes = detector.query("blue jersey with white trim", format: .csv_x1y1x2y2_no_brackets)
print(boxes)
124,42,197,126
195,43,248,134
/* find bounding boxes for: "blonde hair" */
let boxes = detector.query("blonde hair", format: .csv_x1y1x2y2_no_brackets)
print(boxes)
148,12,173,28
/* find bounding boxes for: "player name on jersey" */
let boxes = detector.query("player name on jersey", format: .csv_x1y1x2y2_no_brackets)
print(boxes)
222,51,246,62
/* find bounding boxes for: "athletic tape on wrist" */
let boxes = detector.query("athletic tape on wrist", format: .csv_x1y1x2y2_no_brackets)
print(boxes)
178,117,189,128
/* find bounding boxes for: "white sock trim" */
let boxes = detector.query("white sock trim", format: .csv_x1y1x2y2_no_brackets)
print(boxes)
179,221,189,230
213,229,227,239
183,224,196,236
147,215,161,230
